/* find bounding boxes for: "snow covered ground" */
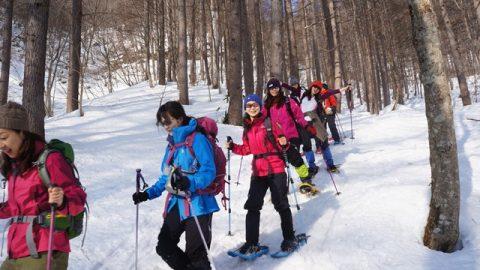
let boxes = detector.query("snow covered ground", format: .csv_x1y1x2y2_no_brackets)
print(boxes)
2,81,479,269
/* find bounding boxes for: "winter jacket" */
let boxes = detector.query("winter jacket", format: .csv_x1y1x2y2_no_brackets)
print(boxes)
0,141,87,259
146,118,219,221
281,83,302,105
232,114,286,177
262,97,308,140
321,88,337,109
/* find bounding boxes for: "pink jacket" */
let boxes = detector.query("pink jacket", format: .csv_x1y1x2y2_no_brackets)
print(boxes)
262,98,308,140
232,115,286,177
0,141,87,259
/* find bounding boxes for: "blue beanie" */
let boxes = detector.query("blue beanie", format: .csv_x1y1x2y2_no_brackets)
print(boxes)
244,94,263,109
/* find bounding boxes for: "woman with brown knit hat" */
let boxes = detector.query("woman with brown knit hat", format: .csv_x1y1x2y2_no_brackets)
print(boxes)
0,101,86,270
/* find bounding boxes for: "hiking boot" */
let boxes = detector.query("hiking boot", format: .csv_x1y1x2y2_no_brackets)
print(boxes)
280,238,299,252
238,243,261,255
327,165,339,173
333,141,344,145
308,165,319,175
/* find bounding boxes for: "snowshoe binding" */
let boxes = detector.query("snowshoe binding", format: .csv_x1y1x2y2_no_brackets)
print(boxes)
227,243,269,261
298,182,319,196
271,233,310,258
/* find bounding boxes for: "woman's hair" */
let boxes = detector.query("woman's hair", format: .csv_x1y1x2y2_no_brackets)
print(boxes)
157,101,190,126
241,112,263,140
264,88,286,110
0,130,45,176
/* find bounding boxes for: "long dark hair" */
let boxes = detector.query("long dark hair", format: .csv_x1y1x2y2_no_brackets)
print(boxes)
0,131,45,177
264,89,286,110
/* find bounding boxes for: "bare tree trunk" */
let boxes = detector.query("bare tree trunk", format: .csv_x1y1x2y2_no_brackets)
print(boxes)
301,0,312,84
67,0,82,113
145,0,154,87
321,0,335,86
177,0,189,104
226,0,242,125
45,33,68,117
210,0,221,90
240,0,254,94
285,0,299,80
200,0,211,86
329,0,342,112
189,0,197,85
439,0,471,106
270,0,283,78
253,0,265,95
409,0,460,253
0,0,13,105
23,0,50,138
157,0,166,85
312,0,323,80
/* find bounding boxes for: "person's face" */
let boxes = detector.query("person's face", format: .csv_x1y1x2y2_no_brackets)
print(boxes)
269,87,280,97
0,129,25,159
245,102,260,118
160,113,183,134
312,86,320,95
293,83,299,88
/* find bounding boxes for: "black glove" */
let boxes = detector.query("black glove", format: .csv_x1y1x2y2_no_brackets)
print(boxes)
226,141,234,150
132,191,148,205
172,169,191,191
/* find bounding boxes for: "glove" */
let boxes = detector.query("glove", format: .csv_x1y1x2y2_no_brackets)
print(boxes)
172,169,191,191
226,140,234,150
132,191,148,205
306,124,317,136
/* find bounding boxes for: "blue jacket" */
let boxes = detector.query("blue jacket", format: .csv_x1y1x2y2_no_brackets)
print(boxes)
146,118,220,220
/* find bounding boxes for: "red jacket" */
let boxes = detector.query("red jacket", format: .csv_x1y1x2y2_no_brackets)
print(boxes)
0,141,87,259
321,88,337,108
232,115,286,177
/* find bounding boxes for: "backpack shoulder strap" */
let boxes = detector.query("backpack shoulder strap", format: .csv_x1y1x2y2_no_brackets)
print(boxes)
263,117,280,152
284,97,295,121
36,149,55,188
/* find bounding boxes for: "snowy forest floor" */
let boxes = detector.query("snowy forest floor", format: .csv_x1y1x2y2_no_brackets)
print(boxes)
3,81,480,270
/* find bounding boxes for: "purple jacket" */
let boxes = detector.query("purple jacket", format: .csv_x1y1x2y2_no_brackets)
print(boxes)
262,98,308,140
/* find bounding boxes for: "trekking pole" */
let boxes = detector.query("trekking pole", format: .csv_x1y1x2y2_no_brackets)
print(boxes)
226,136,233,236
281,145,300,211
335,113,347,140
46,184,57,270
186,195,217,270
235,156,243,186
318,149,341,196
134,169,148,270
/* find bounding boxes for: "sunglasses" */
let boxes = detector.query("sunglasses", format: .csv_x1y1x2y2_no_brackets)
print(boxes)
245,103,259,109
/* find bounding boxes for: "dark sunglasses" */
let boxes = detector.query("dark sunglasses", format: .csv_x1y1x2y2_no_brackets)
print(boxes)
245,103,259,109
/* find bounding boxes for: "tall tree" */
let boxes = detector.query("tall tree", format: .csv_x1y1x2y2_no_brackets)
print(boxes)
438,0,471,106
240,0,254,94
177,0,189,104
285,0,299,80
23,0,50,138
252,0,265,95
225,0,242,125
145,0,154,88
188,0,197,85
0,0,13,105
210,0,221,90
409,0,460,252
156,0,166,85
200,0,211,86
270,0,283,78
66,0,82,113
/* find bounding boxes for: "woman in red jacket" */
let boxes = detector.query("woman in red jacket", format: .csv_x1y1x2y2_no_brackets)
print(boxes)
0,102,86,270
226,94,298,260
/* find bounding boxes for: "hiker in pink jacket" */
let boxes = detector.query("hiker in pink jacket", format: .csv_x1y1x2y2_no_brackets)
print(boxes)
0,102,86,270
262,78,316,186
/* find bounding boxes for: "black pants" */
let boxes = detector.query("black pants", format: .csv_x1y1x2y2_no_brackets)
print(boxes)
286,137,305,168
297,125,313,152
244,173,295,244
325,108,340,142
156,206,212,270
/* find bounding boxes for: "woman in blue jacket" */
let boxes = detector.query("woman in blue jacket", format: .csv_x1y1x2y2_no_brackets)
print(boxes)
132,101,218,270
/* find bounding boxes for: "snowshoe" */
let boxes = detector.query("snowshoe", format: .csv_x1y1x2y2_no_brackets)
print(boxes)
298,182,319,196
271,233,309,258
308,165,319,175
327,164,340,174
227,243,269,261
333,141,345,145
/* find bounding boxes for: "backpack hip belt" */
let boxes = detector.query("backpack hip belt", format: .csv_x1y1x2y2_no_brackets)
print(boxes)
253,152,281,159
5,215,48,258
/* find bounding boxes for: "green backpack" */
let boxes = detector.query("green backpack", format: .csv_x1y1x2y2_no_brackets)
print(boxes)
36,139,88,242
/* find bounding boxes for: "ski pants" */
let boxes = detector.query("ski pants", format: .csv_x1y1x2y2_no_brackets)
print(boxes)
156,206,212,270
0,252,68,270
244,173,295,244
325,108,340,142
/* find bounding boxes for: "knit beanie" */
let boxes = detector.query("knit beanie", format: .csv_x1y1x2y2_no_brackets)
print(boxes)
289,76,299,86
266,78,281,90
243,94,263,109
0,101,30,132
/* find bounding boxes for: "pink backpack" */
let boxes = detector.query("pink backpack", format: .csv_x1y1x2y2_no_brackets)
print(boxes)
167,117,228,208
